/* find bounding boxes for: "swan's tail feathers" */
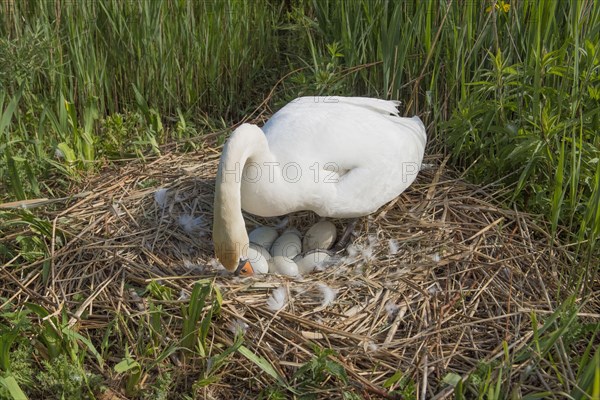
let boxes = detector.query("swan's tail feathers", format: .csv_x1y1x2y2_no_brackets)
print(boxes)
386,114,427,150
409,115,426,132
404,116,427,147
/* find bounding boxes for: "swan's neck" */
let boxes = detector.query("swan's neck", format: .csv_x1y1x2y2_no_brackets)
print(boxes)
213,124,272,270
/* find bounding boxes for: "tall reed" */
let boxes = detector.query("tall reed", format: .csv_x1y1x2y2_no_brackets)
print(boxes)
1,0,599,258
301,0,600,259
1,0,280,119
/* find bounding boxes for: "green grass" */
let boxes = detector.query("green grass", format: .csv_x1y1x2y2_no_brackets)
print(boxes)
302,0,600,261
2,0,599,256
0,0,280,119
1,0,600,398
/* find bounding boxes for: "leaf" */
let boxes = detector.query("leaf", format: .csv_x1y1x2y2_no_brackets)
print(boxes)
57,142,77,163
115,358,141,374
24,302,50,318
5,149,25,200
0,89,21,138
198,305,213,356
571,347,600,399
383,369,403,388
0,330,19,371
132,85,150,120
442,372,462,387
25,303,62,359
146,281,173,301
83,102,99,135
212,284,223,314
61,327,104,369
181,282,210,352
0,376,28,400
114,354,142,396
206,333,244,376
324,359,347,383
238,345,290,389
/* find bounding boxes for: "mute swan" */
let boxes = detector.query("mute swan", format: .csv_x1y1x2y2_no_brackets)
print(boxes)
213,96,427,272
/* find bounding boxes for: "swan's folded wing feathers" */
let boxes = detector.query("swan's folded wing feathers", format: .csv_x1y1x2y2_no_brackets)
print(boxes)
249,97,427,218
329,96,401,116
281,96,400,116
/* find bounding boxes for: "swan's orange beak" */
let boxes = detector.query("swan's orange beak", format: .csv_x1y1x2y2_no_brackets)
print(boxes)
235,260,254,276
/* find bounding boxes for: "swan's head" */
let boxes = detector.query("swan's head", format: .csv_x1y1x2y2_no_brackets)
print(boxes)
212,220,250,272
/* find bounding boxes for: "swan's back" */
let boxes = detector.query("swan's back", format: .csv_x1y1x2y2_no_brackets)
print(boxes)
263,97,425,166
243,96,426,217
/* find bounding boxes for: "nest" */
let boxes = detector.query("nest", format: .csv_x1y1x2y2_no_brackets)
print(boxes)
0,146,588,399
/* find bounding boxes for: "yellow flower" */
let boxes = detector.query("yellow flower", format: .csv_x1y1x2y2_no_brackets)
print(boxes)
486,1,510,13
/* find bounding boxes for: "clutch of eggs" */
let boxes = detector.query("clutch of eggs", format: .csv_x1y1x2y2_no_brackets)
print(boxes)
246,221,336,276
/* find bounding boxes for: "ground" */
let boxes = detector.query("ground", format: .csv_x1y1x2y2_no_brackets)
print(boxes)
3,148,592,399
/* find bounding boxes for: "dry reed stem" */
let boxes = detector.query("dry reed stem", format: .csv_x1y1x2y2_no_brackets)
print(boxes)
1,143,596,398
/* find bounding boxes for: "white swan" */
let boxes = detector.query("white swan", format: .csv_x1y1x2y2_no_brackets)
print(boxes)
213,96,427,272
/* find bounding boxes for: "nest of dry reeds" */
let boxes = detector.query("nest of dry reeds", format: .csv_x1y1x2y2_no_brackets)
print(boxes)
1,141,589,399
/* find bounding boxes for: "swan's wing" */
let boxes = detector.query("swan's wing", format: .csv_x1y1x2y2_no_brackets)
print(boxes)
255,97,427,217
278,96,401,116
262,96,426,167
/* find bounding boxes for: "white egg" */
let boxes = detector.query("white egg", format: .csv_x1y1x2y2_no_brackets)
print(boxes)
283,227,301,236
302,221,337,252
250,242,271,260
270,231,302,259
243,244,270,274
248,226,279,250
295,250,331,274
269,256,300,277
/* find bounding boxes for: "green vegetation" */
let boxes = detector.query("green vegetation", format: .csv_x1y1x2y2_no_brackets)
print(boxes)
442,297,600,399
1,0,599,398
2,0,599,255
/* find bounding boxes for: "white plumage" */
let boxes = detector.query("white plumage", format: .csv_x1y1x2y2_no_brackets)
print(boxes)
316,282,337,307
239,97,426,217
154,188,168,208
213,96,427,271
266,287,288,311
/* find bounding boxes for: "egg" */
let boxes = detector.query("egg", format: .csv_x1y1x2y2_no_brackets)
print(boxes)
270,230,302,259
250,242,271,260
295,250,332,274
302,221,337,252
240,243,270,275
269,256,300,276
248,226,279,250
